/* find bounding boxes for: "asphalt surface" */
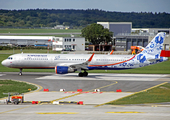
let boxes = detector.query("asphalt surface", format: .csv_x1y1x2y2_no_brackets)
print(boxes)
0,104,170,120
0,72,170,120
0,72,169,92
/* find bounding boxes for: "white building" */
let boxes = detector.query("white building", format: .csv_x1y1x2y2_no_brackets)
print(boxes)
52,37,85,51
0,36,85,51
0,36,55,47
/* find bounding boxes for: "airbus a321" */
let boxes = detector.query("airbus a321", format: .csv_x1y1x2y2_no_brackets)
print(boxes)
1,32,168,77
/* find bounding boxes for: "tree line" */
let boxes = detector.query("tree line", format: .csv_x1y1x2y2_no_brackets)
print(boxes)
0,9,170,28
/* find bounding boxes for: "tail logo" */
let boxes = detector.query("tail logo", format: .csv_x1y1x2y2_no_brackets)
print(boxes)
150,43,154,48
137,54,146,63
155,35,164,44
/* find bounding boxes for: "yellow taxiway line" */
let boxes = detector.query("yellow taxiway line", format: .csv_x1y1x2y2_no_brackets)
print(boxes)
0,106,32,114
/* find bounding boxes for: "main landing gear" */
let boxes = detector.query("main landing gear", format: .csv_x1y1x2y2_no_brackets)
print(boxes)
18,68,22,76
78,71,88,77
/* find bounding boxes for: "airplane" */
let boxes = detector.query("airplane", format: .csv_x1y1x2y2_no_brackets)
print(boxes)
1,32,168,77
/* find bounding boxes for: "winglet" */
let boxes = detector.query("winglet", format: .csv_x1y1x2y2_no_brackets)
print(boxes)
88,53,95,62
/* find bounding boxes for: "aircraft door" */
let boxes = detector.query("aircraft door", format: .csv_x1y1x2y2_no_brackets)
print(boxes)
50,56,55,66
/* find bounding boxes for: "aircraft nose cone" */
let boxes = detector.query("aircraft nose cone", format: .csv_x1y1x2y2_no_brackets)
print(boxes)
1,60,7,67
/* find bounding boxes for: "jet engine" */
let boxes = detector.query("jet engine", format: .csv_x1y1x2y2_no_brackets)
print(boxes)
55,66,75,74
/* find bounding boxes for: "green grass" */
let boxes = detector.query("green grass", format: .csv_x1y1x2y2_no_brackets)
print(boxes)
0,34,81,37
0,53,170,73
107,83,170,105
0,29,81,33
0,80,37,98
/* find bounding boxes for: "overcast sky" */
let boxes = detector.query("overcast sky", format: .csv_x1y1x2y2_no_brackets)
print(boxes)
0,0,170,13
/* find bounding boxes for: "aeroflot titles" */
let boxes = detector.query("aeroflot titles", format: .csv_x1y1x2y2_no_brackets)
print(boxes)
24,55,131,62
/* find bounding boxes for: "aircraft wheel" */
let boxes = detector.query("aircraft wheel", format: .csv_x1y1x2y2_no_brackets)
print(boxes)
83,72,88,77
19,68,23,76
78,72,84,77
18,72,22,76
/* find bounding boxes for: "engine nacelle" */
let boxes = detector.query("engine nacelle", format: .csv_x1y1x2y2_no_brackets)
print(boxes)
55,66,75,74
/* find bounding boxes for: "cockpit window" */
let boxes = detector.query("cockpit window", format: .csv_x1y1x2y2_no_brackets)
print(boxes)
7,57,13,60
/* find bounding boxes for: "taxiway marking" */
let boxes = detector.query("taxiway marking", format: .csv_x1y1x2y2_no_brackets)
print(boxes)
89,81,118,92
0,105,32,114
138,82,168,92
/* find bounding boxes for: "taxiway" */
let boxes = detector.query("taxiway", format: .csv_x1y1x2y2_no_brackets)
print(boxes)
0,72,170,120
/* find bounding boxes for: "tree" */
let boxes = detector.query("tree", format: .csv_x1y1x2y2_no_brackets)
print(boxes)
81,23,113,44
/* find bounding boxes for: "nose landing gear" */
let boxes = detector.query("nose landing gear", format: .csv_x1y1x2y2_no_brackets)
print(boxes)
18,68,22,76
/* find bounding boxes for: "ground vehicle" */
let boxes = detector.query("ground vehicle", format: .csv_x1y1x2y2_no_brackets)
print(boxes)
62,48,75,51
4,93,24,105
131,46,144,55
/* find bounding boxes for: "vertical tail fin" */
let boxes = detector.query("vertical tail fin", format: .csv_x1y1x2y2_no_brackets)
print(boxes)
136,32,166,63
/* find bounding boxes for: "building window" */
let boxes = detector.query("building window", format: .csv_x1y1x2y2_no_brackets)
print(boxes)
73,39,75,42
143,39,148,47
65,39,66,42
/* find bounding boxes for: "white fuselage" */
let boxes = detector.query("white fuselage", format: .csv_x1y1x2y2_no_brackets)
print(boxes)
1,53,166,71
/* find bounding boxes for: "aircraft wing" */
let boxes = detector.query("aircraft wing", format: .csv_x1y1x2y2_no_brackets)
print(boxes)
56,53,94,70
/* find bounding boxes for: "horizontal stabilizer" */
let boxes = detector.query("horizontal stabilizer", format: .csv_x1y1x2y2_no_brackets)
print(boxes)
147,58,161,62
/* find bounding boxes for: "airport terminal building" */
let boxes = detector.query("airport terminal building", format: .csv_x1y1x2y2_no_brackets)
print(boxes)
97,22,170,51
0,36,85,51
0,36,54,47
115,29,170,51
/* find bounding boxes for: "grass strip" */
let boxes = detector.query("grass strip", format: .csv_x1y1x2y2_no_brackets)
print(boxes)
107,83,170,105
0,29,81,33
0,80,37,99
